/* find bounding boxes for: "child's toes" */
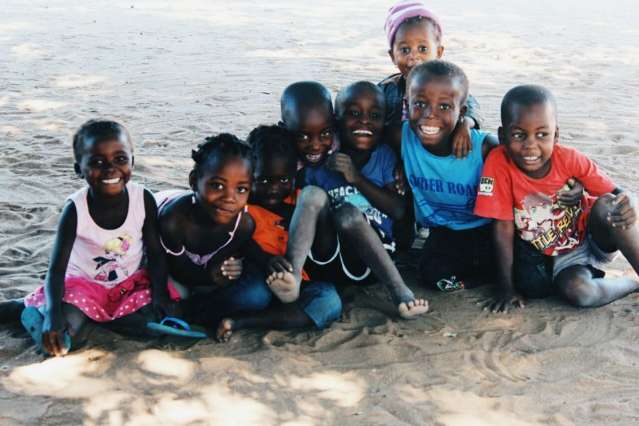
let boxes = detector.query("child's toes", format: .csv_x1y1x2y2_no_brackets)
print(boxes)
398,299,429,319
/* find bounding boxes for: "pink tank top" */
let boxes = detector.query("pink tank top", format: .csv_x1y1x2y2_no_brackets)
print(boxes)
65,182,146,288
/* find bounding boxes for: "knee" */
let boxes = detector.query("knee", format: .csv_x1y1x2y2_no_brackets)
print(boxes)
299,186,329,212
589,194,616,230
333,203,365,232
561,278,599,307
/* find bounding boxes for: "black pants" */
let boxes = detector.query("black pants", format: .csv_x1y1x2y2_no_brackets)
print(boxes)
418,224,496,289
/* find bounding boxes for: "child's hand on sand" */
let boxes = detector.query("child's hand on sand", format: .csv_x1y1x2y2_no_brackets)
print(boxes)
42,311,69,356
451,116,472,158
212,257,243,286
327,153,362,184
608,192,638,230
557,178,583,207
482,290,526,313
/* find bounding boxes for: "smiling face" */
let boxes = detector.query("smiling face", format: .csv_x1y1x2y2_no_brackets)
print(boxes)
408,75,466,155
337,88,385,152
252,155,295,208
500,101,558,178
76,136,133,198
292,108,335,166
192,156,252,225
390,20,444,77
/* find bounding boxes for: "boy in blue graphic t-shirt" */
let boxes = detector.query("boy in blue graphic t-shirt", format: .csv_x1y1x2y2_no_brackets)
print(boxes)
401,60,499,291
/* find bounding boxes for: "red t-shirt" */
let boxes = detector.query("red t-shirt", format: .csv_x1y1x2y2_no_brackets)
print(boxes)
474,145,615,256
248,194,310,281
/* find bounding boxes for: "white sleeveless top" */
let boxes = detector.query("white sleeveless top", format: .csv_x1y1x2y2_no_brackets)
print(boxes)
65,182,146,288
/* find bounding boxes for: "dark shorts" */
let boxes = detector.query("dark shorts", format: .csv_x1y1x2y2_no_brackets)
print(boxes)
513,235,613,299
307,215,395,285
418,224,496,289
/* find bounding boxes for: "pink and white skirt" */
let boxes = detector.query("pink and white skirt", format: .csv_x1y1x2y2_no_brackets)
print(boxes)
24,269,153,322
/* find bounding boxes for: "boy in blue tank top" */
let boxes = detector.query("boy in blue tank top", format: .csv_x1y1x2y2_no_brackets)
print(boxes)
402,60,499,291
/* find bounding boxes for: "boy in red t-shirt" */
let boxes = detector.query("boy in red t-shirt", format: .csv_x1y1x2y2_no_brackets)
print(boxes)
475,85,639,312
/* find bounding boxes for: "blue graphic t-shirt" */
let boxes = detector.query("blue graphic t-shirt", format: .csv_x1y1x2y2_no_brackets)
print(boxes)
302,144,397,247
401,121,491,230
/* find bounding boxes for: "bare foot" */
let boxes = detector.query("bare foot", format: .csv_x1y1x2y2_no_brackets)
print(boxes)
266,271,300,303
398,299,429,319
216,318,234,343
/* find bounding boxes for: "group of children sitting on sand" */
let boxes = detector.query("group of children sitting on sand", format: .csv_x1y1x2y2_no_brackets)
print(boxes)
3,1,639,357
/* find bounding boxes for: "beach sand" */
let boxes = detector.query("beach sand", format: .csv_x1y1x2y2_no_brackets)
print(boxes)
1,0,639,424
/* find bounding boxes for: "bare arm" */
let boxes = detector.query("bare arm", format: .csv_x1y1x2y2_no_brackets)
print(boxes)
42,202,77,353
142,189,173,316
464,94,483,129
353,176,405,221
481,133,499,160
486,219,526,313
328,152,405,220
44,202,77,316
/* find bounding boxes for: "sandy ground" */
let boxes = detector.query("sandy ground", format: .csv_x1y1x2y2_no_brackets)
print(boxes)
1,0,639,425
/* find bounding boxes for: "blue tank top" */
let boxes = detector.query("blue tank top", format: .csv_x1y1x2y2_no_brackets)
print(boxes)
401,121,491,230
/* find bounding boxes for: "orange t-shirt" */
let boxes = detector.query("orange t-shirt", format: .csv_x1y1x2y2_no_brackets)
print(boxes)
248,194,310,281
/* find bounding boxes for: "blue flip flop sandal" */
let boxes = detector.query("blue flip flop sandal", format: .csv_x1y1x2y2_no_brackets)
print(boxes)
146,316,208,339
21,306,71,355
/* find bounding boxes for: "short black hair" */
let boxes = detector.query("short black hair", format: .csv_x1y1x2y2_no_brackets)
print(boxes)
501,84,557,127
334,81,385,119
191,133,252,178
394,16,442,46
247,125,297,173
72,119,131,162
407,60,469,105
280,81,333,130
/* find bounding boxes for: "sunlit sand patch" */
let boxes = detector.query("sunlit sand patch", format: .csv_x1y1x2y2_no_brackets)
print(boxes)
286,371,366,408
584,46,639,66
136,156,191,170
3,349,115,398
32,120,67,133
405,387,543,426
0,125,22,136
279,415,317,426
200,356,270,384
11,43,45,59
53,74,107,89
84,390,132,421
17,99,67,113
0,22,32,34
136,349,195,381
198,384,277,426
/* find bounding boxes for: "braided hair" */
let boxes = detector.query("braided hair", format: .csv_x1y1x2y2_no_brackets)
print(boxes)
246,125,297,173
191,133,252,178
